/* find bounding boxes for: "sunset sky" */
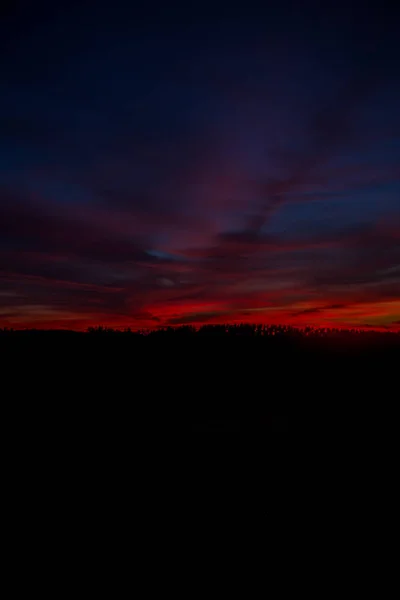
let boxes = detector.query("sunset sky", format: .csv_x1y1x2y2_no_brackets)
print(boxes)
1,2,399,330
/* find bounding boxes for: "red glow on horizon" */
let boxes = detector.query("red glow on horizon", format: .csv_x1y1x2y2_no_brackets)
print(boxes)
2,299,399,333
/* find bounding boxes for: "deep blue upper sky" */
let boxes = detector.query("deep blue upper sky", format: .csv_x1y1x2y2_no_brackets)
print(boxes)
1,1,399,329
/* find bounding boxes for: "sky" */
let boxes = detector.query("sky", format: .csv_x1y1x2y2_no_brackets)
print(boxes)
0,1,399,330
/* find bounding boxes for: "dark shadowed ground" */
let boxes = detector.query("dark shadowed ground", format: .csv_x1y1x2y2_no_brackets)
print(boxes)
1,325,398,443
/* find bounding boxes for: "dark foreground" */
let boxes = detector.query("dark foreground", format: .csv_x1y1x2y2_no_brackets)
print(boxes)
1,325,399,440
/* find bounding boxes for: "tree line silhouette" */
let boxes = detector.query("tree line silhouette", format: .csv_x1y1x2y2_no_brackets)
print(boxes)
2,322,399,340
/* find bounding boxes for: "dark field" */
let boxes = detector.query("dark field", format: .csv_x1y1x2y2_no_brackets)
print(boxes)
2,325,399,441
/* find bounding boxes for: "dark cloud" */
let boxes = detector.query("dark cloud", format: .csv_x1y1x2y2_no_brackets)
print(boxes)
0,188,155,265
292,307,321,317
325,304,346,310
